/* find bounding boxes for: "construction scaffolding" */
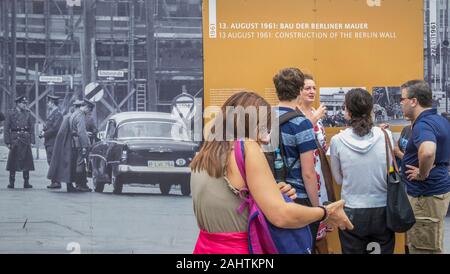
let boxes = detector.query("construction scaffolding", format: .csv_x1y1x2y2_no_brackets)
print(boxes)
425,0,450,114
0,0,203,128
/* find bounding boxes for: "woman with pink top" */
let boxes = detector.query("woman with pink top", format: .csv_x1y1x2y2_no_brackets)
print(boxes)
190,91,353,254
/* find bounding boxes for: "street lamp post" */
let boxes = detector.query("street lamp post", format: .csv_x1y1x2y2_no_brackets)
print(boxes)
35,63,39,160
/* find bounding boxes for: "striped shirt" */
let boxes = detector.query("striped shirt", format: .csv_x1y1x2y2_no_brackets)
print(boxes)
275,107,317,198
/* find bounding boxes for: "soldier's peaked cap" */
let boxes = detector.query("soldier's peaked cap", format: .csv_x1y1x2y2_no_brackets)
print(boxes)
47,95,60,101
72,99,84,106
15,96,28,104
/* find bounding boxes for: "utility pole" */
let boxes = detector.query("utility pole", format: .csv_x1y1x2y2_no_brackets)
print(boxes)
35,63,39,160
83,0,96,97
1,0,10,110
128,0,136,111
69,4,74,89
145,0,157,111
44,0,50,75
10,0,16,100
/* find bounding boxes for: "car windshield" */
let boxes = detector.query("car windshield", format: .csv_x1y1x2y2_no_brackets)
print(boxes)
117,121,190,141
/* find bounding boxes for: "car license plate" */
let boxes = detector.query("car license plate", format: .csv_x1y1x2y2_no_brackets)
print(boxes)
148,161,175,168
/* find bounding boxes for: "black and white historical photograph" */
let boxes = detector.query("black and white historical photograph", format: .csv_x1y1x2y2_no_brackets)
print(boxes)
426,0,450,120
0,0,203,254
371,86,409,126
319,87,362,127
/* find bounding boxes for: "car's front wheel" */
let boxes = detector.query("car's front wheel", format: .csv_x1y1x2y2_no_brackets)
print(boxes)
93,177,105,193
112,175,123,194
159,183,171,195
180,182,190,196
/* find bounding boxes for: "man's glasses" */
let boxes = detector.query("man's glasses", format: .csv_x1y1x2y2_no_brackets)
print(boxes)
400,97,411,102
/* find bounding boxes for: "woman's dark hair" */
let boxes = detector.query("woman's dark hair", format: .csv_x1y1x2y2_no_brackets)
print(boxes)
345,88,374,137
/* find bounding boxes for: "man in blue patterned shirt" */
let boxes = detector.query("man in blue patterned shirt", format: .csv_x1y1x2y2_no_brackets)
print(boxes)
273,67,320,248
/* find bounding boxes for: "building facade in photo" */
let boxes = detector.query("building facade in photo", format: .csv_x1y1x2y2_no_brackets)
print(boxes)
0,0,203,127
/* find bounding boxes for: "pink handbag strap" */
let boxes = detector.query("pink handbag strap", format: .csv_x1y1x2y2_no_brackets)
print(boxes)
234,140,251,214
234,140,247,182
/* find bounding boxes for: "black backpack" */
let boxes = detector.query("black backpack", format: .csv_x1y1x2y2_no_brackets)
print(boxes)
265,110,305,182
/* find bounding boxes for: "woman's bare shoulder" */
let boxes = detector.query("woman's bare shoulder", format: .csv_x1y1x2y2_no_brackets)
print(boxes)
242,139,263,153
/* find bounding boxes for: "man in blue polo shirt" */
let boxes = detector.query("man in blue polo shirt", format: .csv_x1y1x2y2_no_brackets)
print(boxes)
400,80,450,254
272,67,320,249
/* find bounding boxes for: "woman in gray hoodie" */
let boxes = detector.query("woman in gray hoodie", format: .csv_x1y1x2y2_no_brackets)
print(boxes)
330,88,395,254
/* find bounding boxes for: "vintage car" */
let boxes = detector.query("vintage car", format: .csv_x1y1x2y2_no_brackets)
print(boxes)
88,112,198,196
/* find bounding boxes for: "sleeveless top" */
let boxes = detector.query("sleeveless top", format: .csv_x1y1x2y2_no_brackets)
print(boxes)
191,168,249,233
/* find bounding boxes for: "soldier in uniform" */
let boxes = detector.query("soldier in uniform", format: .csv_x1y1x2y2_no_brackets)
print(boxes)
69,99,93,192
40,95,64,189
4,96,35,189
85,100,99,145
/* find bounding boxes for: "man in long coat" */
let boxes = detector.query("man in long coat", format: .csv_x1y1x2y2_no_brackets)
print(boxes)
48,99,91,192
47,109,76,192
40,95,63,189
4,96,35,189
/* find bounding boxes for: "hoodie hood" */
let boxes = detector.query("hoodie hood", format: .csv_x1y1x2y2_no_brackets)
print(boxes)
337,127,384,154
